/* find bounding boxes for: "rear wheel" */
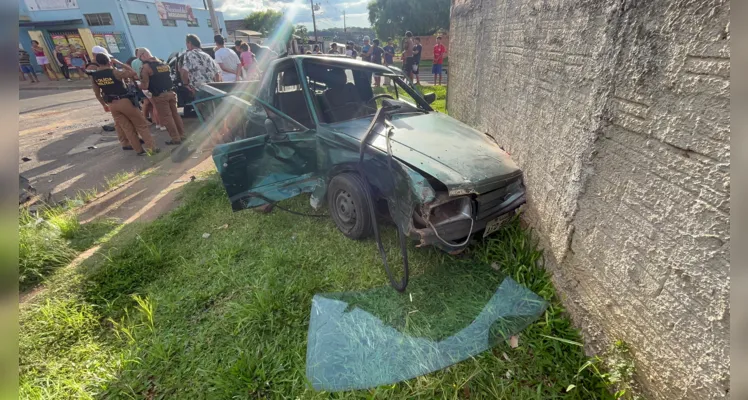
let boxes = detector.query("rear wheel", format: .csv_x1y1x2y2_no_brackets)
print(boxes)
328,173,373,240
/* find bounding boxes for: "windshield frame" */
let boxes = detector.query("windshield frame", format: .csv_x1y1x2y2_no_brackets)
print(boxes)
384,73,434,113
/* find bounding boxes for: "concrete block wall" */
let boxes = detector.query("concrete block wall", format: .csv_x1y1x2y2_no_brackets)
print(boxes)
448,0,730,398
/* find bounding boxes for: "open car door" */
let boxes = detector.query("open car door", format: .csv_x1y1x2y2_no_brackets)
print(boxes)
194,91,318,210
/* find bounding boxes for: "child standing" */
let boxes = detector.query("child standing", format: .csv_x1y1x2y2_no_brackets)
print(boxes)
432,36,447,86
239,43,258,80
18,47,39,83
431,36,447,86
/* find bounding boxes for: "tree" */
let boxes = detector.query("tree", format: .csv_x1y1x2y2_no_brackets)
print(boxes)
294,24,309,42
367,0,450,40
244,10,284,37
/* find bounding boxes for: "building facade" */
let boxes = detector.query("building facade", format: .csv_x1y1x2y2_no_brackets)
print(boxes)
20,0,227,74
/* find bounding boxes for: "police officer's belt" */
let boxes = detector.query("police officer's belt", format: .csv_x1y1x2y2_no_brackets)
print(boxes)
105,93,136,102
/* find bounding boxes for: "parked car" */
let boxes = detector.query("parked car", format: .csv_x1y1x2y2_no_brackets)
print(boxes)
193,55,525,253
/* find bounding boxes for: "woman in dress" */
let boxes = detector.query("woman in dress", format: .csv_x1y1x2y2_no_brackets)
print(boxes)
31,40,58,81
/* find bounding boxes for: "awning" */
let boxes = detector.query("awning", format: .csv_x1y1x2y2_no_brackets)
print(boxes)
235,29,262,37
20,19,83,27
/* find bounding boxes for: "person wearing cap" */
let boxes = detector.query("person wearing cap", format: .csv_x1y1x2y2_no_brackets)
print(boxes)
138,48,186,145
361,36,372,62
91,52,159,155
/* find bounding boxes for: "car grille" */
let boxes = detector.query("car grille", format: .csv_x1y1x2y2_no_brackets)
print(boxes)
475,178,524,221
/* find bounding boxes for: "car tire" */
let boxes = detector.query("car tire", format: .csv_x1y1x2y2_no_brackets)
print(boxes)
328,173,373,240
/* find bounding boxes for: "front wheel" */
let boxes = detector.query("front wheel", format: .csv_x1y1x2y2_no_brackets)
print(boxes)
327,173,373,240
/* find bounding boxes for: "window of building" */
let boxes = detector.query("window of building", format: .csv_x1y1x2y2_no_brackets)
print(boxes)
127,13,148,26
207,19,213,27
84,13,113,26
187,19,199,27
161,19,177,27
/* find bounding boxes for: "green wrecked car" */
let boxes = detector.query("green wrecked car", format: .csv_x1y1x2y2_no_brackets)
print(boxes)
193,55,525,255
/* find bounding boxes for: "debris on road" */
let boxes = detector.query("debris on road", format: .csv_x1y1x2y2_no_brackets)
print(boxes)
87,146,97,150
202,233,211,239
21,157,32,162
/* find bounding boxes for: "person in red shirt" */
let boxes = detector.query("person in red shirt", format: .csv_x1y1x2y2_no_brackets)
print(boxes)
432,36,447,86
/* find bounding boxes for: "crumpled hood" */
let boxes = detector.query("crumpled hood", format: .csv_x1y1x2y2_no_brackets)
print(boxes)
332,112,522,195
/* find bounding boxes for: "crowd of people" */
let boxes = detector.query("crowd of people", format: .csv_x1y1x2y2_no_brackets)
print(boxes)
324,32,447,86
82,33,264,157
27,30,446,159
18,40,90,83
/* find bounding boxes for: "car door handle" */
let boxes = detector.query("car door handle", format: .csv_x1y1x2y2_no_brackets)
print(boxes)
227,154,246,164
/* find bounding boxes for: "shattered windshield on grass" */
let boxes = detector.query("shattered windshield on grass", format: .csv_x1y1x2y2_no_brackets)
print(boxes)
305,263,548,392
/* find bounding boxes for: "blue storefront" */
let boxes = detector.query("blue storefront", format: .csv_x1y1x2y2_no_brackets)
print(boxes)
20,0,227,72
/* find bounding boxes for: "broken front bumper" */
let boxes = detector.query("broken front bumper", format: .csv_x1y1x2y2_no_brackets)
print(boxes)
410,182,526,251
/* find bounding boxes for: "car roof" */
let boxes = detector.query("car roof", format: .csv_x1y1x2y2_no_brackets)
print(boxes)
286,54,393,74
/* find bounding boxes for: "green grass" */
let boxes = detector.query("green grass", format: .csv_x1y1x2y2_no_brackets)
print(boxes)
19,176,618,399
18,206,120,291
104,171,135,191
19,171,140,290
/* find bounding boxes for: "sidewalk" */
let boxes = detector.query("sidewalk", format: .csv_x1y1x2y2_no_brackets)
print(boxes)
19,78,92,91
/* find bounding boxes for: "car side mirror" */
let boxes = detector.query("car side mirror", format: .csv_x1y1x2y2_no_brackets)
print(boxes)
424,92,436,104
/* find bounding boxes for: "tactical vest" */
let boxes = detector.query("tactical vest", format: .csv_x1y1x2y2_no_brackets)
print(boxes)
145,60,173,95
92,68,128,100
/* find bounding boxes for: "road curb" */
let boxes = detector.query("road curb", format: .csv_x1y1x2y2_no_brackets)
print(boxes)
20,84,92,91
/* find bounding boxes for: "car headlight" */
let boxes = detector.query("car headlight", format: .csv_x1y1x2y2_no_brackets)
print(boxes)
427,196,472,226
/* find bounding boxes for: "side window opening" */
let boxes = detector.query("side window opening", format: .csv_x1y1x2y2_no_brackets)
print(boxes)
303,62,379,124
272,65,315,129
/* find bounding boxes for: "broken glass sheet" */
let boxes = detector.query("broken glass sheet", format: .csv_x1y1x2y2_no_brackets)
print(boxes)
305,265,548,391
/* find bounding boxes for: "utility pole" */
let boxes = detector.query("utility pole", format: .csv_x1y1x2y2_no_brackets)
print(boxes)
343,10,346,33
206,0,220,36
310,1,319,46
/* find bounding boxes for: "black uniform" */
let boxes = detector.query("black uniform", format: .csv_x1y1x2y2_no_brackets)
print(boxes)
144,60,173,96
92,68,129,102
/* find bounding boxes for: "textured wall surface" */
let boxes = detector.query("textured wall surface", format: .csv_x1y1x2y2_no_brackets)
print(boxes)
448,0,730,398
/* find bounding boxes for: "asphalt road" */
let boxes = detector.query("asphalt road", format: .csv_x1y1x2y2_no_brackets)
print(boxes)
18,88,201,201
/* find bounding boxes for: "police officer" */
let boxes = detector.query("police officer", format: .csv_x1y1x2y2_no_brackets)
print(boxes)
91,53,159,155
137,48,186,145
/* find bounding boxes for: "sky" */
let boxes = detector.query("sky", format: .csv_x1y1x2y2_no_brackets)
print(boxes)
175,0,372,30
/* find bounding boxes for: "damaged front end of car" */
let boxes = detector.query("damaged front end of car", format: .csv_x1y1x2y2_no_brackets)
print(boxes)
403,177,526,254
